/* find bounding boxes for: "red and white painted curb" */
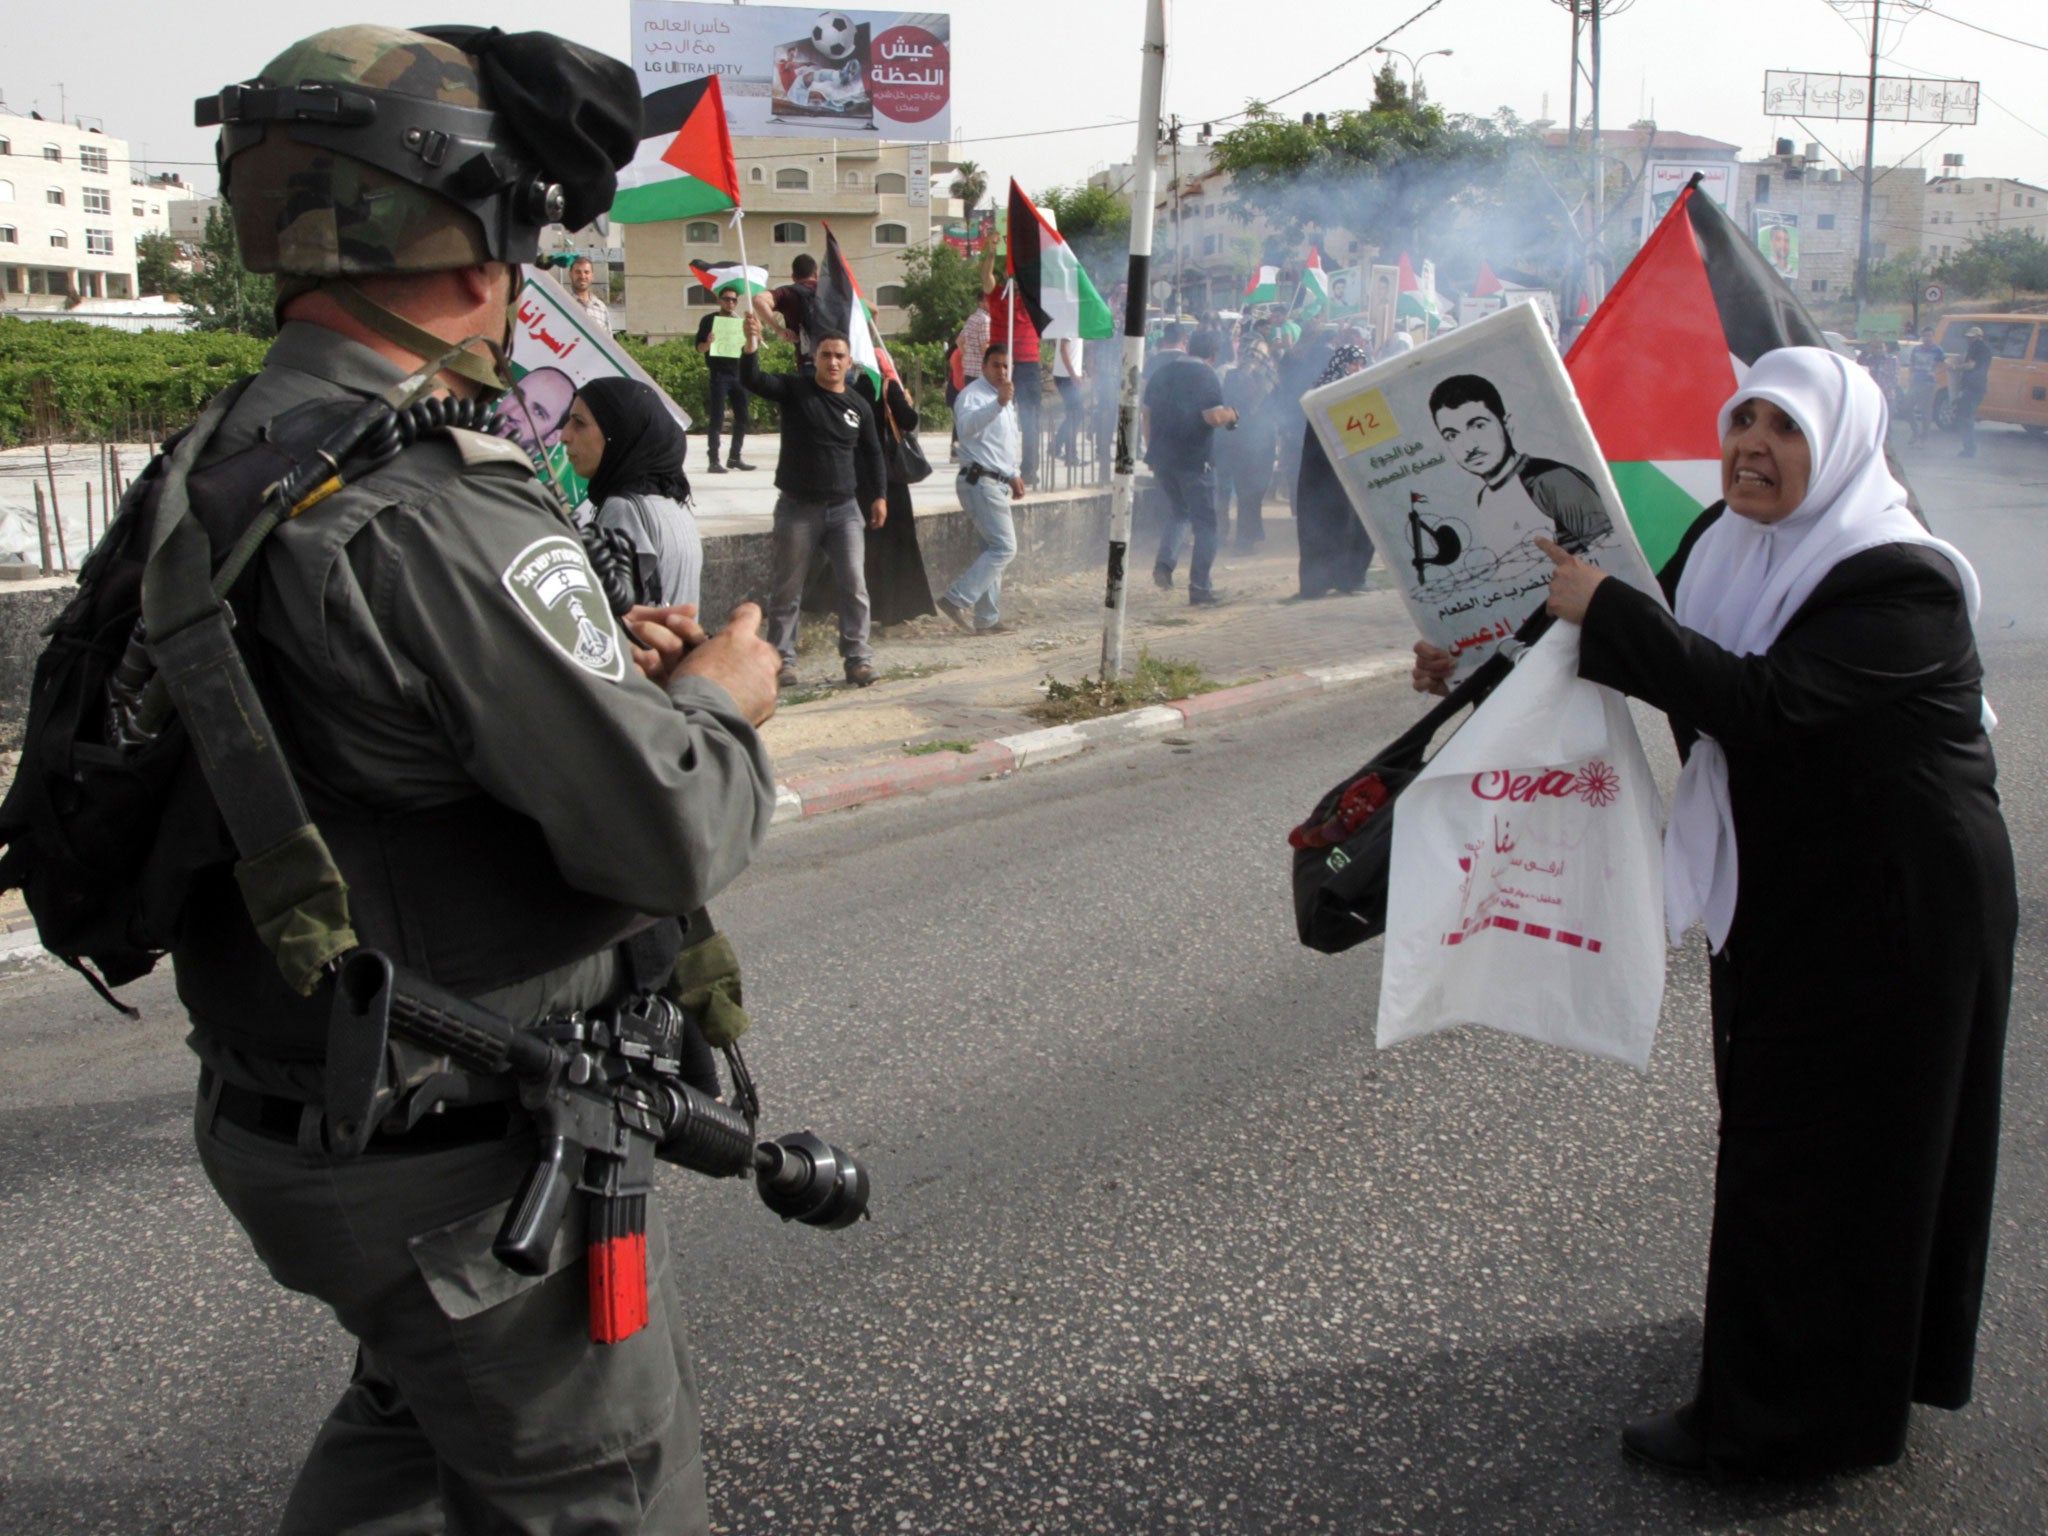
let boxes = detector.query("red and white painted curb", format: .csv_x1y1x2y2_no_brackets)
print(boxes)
770,654,1409,826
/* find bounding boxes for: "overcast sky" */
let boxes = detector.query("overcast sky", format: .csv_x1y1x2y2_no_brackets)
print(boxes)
6,0,2042,204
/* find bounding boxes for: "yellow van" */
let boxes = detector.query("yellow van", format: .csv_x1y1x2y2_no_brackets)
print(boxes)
1931,313,2048,435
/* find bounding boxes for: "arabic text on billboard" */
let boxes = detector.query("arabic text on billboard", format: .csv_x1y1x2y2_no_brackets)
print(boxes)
632,3,952,141
1762,70,1979,125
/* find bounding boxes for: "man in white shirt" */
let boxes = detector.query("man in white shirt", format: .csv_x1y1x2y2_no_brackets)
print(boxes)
937,343,1028,635
565,256,612,335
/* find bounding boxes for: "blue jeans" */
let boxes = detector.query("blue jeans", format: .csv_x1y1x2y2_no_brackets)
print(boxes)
946,472,1017,626
1151,462,1218,598
768,494,871,665
1958,391,1985,455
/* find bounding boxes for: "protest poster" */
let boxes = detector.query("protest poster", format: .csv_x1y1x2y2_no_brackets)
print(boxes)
1755,209,1800,282
1300,302,1661,678
630,2,951,140
1640,161,1732,237
1366,263,1398,344
497,267,693,512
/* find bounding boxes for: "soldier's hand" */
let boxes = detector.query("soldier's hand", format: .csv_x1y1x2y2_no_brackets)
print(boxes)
677,602,781,725
623,603,708,684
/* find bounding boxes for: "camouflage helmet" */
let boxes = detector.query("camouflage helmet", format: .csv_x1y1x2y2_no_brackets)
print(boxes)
198,24,636,277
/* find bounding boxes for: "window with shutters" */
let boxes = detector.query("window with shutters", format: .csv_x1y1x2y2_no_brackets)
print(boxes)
772,221,807,244
685,221,722,243
46,187,64,206
874,222,907,245
0,225,16,244
49,229,68,248
875,285,906,308
687,284,717,307
875,172,906,195
42,143,61,162
775,168,810,191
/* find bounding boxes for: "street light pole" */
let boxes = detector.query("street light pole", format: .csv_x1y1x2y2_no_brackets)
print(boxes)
1374,47,1452,103
1098,0,1168,681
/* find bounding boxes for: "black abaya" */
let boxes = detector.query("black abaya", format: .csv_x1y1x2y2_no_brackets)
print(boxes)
1293,427,1375,597
1579,522,2015,1475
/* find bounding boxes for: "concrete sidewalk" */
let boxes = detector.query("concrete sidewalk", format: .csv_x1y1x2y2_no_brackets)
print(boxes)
759,519,1418,790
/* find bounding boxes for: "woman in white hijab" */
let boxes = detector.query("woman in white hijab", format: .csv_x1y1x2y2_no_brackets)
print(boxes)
1541,347,2016,1479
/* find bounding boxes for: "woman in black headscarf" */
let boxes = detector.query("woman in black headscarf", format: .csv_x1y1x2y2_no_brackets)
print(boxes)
1293,343,1377,598
559,376,699,615
806,371,936,627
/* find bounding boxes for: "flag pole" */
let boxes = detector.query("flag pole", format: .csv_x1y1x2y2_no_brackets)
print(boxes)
732,207,753,299
1099,0,1167,682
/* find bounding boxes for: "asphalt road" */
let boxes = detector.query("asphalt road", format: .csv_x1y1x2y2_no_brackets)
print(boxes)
1,426,2044,1534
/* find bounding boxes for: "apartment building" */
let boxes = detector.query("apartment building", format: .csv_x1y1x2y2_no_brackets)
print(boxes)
1732,147,1928,302
1922,169,2048,260
622,136,956,340
0,112,170,308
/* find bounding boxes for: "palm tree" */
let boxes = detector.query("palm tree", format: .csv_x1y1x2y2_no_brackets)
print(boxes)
949,160,988,214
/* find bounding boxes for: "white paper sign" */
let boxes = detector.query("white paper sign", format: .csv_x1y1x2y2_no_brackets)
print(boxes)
1300,303,1661,677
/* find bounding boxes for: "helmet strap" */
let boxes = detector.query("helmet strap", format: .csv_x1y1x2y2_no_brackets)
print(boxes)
324,280,510,395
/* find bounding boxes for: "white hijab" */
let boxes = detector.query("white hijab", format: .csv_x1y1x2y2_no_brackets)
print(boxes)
1664,346,1983,951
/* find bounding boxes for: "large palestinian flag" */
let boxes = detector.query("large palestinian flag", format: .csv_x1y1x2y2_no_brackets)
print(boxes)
1242,265,1280,305
613,76,743,225
1006,180,1114,340
1565,176,1834,572
816,223,885,394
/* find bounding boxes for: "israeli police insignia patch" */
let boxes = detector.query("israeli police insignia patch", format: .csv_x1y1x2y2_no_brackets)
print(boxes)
502,535,628,682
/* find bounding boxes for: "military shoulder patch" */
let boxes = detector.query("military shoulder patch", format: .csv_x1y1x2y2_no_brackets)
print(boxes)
501,535,628,682
447,426,536,472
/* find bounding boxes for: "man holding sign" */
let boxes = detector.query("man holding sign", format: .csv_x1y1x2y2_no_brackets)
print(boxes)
696,287,755,472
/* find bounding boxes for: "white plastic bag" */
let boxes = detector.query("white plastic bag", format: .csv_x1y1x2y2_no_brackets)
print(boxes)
1376,625,1666,1071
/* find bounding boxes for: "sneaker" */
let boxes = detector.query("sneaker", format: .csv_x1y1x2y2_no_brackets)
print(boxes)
729,457,756,471
1152,565,1174,590
707,461,729,474
936,595,976,633
974,622,1014,635
845,661,877,687
776,664,799,690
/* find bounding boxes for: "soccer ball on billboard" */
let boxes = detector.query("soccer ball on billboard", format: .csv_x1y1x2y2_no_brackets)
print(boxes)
811,12,858,60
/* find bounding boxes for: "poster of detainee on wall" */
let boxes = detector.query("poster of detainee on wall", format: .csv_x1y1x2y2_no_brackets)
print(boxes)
631,2,952,139
1300,303,1661,678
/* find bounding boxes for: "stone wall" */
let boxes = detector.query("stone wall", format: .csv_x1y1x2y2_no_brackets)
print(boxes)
0,580,73,750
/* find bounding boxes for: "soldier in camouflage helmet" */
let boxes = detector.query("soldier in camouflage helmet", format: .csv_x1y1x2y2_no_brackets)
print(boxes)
179,25,781,1534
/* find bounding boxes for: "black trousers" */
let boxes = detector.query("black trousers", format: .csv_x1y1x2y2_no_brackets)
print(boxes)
705,368,748,463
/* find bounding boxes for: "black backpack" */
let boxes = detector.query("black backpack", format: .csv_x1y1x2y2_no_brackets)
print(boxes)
0,381,502,1007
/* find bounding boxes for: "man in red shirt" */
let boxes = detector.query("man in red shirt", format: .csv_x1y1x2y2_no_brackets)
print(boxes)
980,242,1042,486
754,253,820,375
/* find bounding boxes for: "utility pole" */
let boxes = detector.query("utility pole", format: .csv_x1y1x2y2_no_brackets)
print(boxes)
1855,0,1881,312
1099,0,1167,682
1168,114,1183,316
1588,1,1604,306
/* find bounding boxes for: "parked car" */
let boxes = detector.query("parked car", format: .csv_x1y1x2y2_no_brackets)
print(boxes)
1929,313,2048,435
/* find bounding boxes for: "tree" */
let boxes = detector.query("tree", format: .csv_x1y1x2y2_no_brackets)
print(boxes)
183,204,276,337
135,232,182,299
1934,228,2048,301
895,241,983,344
1036,183,1132,289
949,160,988,214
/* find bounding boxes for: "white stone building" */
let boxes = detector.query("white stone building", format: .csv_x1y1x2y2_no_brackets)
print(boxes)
0,113,175,309
1922,171,2048,261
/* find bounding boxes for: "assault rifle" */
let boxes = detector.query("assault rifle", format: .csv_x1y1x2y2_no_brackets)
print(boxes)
327,949,868,1342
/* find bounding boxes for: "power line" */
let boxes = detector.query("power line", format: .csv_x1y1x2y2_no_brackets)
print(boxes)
1193,0,1456,125
1915,4,2048,54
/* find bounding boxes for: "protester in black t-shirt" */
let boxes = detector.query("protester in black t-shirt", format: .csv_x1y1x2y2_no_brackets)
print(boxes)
693,287,754,472
739,311,888,687
1144,329,1237,605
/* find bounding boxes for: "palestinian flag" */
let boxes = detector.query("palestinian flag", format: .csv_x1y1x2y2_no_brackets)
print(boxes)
1006,180,1114,340
816,223,885,393
1473,260,1504,298
1566,175,1833,573
1299,246,1331,316
1243,265,1280,305
1395,254,1439,331
613,76,742,224
689,260,769,297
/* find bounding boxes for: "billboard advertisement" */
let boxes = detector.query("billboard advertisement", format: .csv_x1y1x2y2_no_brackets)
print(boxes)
631,3,952,140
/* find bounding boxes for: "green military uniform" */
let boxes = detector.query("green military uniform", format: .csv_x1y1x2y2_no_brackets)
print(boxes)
184,321,771,1532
